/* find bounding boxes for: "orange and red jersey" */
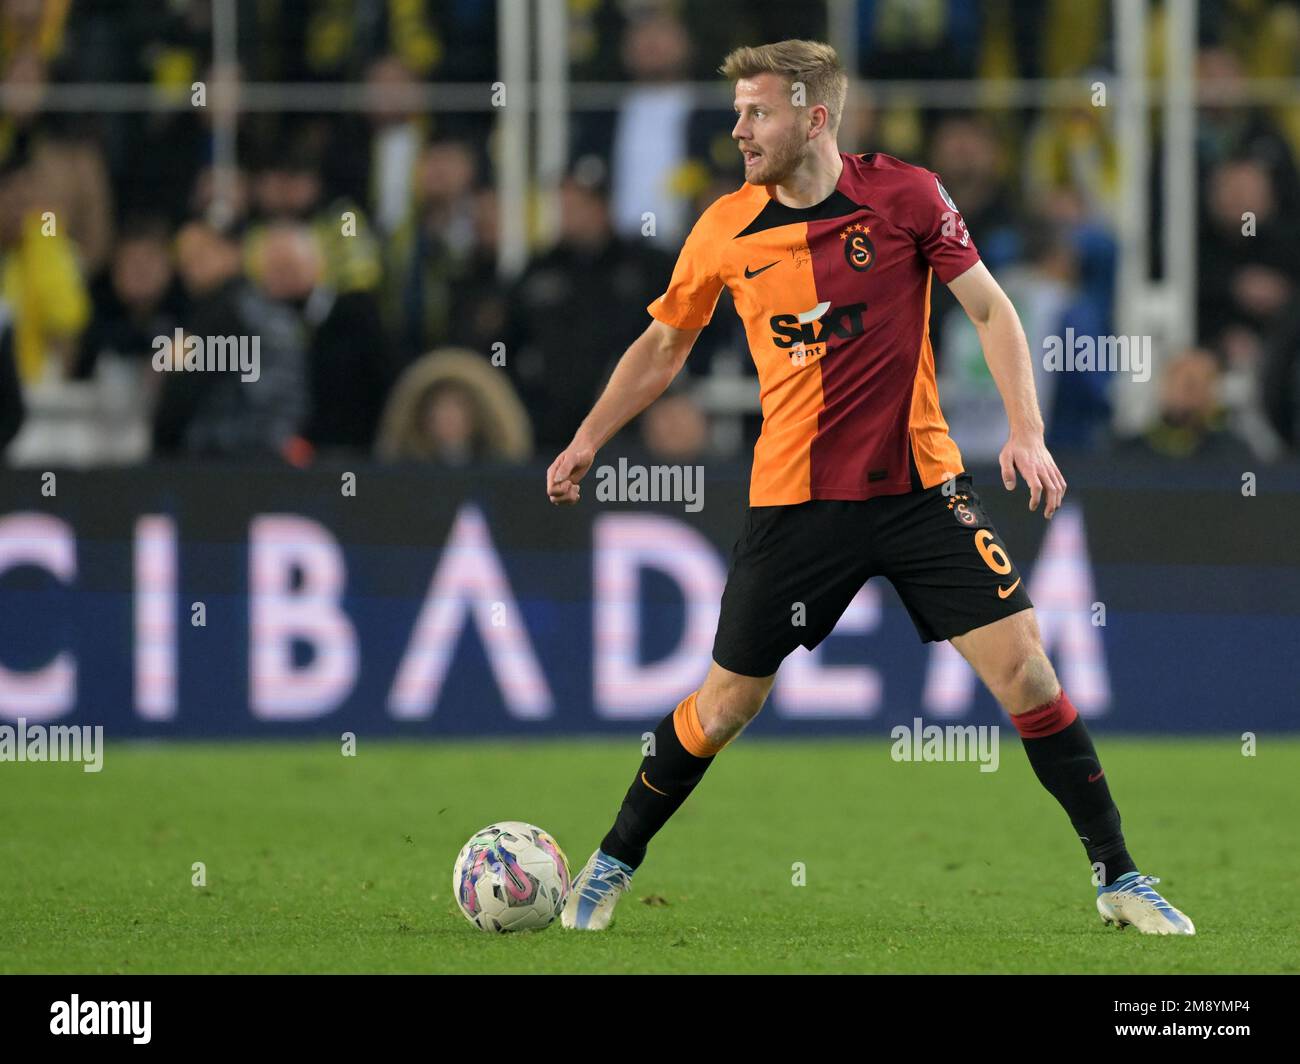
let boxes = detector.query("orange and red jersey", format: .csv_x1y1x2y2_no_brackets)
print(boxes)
649,151,980,506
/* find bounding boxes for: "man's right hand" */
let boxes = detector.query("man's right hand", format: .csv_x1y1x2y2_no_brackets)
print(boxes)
546,443,595,506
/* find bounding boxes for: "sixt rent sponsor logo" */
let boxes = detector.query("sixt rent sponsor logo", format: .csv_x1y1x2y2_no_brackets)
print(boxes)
770,301,867,366
50,996,151,1044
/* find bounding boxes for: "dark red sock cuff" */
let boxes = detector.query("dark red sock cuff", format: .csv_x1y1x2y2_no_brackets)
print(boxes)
1011,688,1078,739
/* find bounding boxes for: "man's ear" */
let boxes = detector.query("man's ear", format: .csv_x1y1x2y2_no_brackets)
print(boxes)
809,103,832,139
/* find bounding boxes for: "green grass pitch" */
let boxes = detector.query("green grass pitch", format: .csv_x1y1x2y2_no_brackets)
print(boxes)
2,737,1296,973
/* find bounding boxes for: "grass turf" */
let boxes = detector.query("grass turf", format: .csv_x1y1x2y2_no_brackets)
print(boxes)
1,737,1296,973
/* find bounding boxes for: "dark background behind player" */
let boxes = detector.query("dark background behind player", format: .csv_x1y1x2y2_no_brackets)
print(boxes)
1,0,1297,468
0,2,1293,730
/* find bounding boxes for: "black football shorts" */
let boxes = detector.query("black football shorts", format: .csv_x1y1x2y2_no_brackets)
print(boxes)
712,473,1033,677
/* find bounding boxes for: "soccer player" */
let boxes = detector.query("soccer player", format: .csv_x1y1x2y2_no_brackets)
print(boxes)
545,40,1193,935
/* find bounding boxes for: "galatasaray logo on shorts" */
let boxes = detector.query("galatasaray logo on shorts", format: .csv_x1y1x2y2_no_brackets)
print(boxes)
947,492,978,525
839,221,875,272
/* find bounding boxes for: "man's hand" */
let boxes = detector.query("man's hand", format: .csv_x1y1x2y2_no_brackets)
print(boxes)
546,443,595,506
999,432,1066,519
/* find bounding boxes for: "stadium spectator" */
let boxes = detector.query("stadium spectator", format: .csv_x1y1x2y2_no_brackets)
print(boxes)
1,47,115,277
926,114,1021,268
506,157,674,451
28,118,114,278
444,187,509,356
245,135,383,296
382,137,480,361
111,12,215,225
152,221,306,460
639,390,711,462
188,162,253,232
374,347,531,465
940,220,1110,460
355,55,430,237
117,54,255,229
74,216,181,379
1023,92,1121,230
609,9,695,247
254,221,389,456
1113,348,1253,462
1197,46,1300,219
925,113,1021,357
0,143,90,383
1036,183,1117,332
1198,157,1299,362
572,8,733,249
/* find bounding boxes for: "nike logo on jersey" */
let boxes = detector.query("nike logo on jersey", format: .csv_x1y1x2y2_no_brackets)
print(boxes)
744,261,778,278
1088,769,1105,783
997,577,1022,599
640,771,669,796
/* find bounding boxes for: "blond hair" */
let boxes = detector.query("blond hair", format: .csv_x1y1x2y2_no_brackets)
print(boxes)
719,39,848,134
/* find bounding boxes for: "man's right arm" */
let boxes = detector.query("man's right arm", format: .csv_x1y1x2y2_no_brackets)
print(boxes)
546,318,701,505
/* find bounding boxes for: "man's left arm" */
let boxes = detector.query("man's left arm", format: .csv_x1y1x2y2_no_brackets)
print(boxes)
947,261,1067,519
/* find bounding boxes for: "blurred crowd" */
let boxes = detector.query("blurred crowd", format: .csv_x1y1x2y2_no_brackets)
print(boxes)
2,0,1300,469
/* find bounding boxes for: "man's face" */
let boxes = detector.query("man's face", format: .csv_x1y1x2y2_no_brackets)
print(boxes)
1210,161,1273,228
930,120,997,187
175,224,240,295
1161,352,1217,427
113,238,172,307
258,228,323,302
559,180,609,246
732,74,809,185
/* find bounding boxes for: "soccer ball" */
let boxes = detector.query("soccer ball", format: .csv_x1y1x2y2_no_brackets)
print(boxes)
451,821,571,932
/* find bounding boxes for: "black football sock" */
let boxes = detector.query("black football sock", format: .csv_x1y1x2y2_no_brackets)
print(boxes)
1013,689,1138,887
599,692,721,870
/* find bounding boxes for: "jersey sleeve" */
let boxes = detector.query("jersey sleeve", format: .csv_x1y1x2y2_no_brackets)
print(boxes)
646,212,725,330
900,169,982,284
